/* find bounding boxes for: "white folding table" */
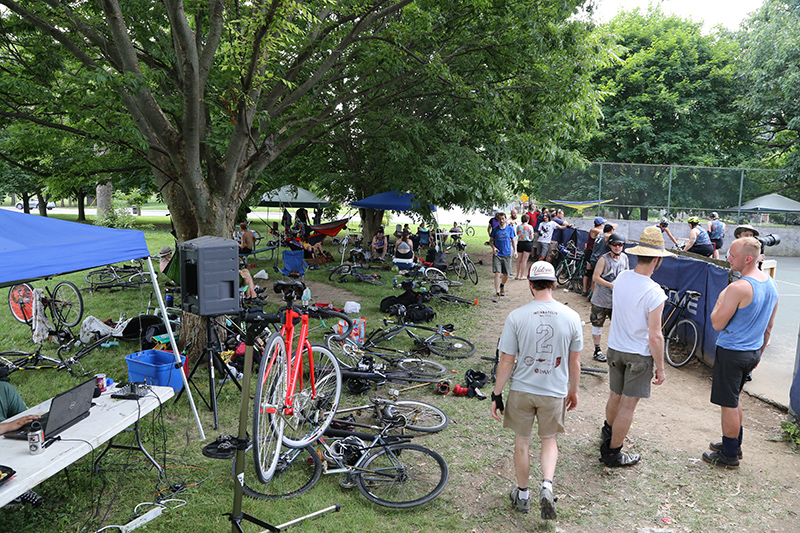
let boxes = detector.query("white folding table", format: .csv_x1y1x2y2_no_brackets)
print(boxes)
0,384,174,507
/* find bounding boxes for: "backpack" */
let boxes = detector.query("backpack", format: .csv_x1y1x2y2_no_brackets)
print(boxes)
405,303,436,323
380,289,425,313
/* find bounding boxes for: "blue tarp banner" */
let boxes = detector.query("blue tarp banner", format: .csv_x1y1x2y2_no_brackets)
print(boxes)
626,253,728,361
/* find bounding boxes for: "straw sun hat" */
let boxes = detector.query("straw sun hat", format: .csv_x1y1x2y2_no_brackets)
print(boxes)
625,226,675,257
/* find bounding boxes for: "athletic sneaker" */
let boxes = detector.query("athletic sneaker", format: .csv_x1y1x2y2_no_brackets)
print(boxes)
540,487,557,520
499,284,506,296
492,293,500,303
709,441,743,459
702,450,739,469
593,348,607,363
509,487,530,514
12,490,43,507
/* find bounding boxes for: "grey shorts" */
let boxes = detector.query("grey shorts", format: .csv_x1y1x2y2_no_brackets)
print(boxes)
607,347,654,399
536,241,550,258
711,346,760,408
493,254,512,274
503,390,566,438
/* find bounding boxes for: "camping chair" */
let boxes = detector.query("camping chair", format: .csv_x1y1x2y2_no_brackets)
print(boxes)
274,249,308,280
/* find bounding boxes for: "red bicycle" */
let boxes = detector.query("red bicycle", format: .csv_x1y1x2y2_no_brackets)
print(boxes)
253,280,352,482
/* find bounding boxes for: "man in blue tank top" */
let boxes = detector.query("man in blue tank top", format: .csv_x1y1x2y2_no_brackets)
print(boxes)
705,237,779,469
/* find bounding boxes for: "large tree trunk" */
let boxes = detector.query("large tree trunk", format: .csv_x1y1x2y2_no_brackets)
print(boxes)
96,181,113,219
359,208,385,249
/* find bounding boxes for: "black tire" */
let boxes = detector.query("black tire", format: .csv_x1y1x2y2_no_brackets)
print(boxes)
8,283,34,324
665,319,699,368
426,334,476,359
465,226,475,237
360,274,386,286
390,399,449,432
253,333,287,482
450,257,466,279
51,281,84,327
555,262,570,285
465,259,478,285
356,443,449,508
396,358,447,378
325,335,363,368
329,264,352,282
85,269,117,287
235,444,321,500
281,345,342,449
435,294,475,305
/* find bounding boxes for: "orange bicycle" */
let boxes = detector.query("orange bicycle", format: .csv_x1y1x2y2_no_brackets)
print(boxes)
253,280,352,482
8,281,84,329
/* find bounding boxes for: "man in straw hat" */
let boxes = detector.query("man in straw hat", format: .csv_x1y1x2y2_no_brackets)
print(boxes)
702,236,778,469
491,261,582,519
599,226,673,467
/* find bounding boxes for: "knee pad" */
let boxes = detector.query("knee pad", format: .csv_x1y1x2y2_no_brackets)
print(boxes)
592,326,603,336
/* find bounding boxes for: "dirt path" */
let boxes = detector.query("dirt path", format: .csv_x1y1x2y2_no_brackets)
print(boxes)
436,249,800,532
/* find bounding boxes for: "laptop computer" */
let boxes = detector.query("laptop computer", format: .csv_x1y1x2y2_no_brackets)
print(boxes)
4,377,96,440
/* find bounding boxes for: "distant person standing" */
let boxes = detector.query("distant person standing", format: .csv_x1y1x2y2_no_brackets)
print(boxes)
600,226,672,467
582,217,605,295
703,237,778,469
685,217,714,257
708,212,726,259
515,214,535,280
491,262,582,519
238,222,255,254
489,212,517,302
590,233,629,363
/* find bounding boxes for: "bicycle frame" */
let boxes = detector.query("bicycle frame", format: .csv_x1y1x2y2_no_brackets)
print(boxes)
661,288,697,331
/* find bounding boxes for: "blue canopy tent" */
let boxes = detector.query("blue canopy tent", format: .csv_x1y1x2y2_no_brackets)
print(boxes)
351,190,436,213
0,209,205,438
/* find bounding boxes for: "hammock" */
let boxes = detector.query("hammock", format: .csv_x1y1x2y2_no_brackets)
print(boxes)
307,218,350,237
548,198,615,213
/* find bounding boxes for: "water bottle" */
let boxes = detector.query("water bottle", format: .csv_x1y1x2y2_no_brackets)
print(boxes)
302,287,311,306
393,277,398,289
28,421,44,455
165,292,174,307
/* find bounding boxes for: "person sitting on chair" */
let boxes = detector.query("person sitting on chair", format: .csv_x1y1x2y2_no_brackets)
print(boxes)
238,222,255,254
393,231,415,271
157,246,173,273
371,227,388,261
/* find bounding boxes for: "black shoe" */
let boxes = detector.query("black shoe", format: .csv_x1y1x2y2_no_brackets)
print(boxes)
12,490,43,507
600,439,640,467
702,450,739,469
709,441,743,459
243,297,266,307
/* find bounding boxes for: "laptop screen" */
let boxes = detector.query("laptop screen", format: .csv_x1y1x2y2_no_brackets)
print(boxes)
43,377,95,437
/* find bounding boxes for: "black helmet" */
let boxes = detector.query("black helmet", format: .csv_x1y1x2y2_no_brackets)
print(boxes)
607,233,626,245
659,217,669,227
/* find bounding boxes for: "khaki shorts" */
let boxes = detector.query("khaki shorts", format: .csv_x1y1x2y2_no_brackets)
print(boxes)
607,347,653,399
503,390,566,438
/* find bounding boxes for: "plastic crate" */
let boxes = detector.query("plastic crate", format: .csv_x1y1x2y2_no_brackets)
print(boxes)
125,349,186,392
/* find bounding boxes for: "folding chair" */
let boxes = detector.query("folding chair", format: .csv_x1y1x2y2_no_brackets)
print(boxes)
274,249,308,280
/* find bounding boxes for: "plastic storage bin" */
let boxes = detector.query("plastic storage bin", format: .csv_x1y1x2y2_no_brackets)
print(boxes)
125,350,187,392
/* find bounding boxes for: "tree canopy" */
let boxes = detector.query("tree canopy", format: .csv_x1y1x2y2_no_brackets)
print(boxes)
0,0,607,241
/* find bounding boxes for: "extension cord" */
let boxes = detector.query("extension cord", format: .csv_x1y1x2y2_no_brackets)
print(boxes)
120,506,163,533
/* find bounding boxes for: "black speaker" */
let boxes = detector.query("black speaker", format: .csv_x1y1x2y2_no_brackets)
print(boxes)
180,236,240,316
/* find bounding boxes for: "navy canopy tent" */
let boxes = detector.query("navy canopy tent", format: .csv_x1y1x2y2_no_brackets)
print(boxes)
0,209,149,287
351,190,436,212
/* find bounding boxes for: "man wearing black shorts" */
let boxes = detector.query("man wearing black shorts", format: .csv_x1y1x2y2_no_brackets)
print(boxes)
600,226,672,467
704,237,778,468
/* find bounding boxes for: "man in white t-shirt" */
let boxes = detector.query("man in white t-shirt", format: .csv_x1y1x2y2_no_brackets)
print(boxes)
491,262,582,519
600,226,673,467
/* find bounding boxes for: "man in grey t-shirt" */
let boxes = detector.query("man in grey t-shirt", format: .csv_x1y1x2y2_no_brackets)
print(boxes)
491,262,582,519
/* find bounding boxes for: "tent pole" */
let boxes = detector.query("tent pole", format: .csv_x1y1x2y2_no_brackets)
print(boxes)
145,256,206,440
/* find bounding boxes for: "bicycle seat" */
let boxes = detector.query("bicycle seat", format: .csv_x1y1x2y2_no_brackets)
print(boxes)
685,290,702,300
273,280,305,295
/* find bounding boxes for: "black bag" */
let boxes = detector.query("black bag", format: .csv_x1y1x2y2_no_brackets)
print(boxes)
380,289,424,313
405,303,436,323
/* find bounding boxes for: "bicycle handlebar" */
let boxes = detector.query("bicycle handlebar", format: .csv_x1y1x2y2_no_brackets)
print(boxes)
313,308,353,341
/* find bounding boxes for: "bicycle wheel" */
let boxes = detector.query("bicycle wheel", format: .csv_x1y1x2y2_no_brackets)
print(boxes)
435,294,476,305
424,267,446,282
8,283,34,324
360,274,386,286
325,335,363,368
465,226,475,237
329,264,352,282
84,269,117,287
51,281,84,327
391,400,449,432
426,334,476,359
555,261,570,285
234,444,321,500
282,344,342,449
127,271,153,286
356,443,449,508
465,259,478,285
253,333,287,482
396,358,447,378
665,319,699,368
450,257,466,279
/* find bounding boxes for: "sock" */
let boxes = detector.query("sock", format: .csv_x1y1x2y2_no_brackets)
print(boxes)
722,436,739,458
738,426,743,447
603,420,613,435
517,487,529,500
542,480,553,492
594,344,600,352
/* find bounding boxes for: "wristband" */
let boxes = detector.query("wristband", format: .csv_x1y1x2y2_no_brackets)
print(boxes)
491,392,504,412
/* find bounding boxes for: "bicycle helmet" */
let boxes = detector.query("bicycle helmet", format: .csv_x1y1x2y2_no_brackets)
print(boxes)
687,216,700,225
346,378,371,395
388,304,406,317
607,233,626,245
710,212,719,219
659,217,669,227
465,369,489,389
